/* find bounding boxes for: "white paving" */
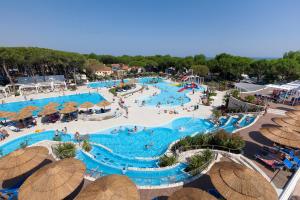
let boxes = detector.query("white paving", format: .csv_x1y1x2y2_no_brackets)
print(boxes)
0,81,226,143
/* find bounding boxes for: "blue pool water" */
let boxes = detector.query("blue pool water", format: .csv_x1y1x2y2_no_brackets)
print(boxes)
0,93,105,114
89,77,204,106
89,144,159,168
0,115,256,186
89,117,214,158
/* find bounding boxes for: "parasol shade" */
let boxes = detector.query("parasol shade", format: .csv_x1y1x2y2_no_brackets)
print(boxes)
210,161,277,200
260,126,300,148
285,110,300,119
60,106,78,114
64,102,78,107
38,107,58,116
168,187,217,200
75,175,139,200
0,146,49,181
10,111,32,121
44,102,59,108
97,101,111,107
80,102,94,109
19,158,85,200
273,117,300,132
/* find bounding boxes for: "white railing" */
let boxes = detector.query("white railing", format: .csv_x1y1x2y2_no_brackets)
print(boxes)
279,168,300,200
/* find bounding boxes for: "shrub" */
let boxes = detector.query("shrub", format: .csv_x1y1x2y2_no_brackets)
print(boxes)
53,142,76,159
158,155,177,167
14,91,20,96
185,149,213,172
109,88,117,96
244,95,256,103
231,90,240,98
82,140,92,152
171,130,245,154
212,109,222,121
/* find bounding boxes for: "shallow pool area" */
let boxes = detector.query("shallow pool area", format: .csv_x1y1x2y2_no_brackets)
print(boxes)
0,115,256,186
0,93,105,114
89,77,204,107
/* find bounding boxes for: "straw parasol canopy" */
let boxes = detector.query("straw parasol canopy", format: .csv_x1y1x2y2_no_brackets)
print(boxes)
44,102,59,108
0,146,49,181
20,105,39,112
75,175,140,200
80,102,94,109
19,158,86,200
260,126,300,148
64,101,78,107
294,105,300,110
0,111,16,119
38,107,58,116
273,117,300,132
210,161,278,200
97,100,111,108
168,188,217,200
60,106,78,114
285,110,300,119
10,111,33,121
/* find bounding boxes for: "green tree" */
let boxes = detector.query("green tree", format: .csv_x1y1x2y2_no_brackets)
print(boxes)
191,65,209,76
53,142,76,159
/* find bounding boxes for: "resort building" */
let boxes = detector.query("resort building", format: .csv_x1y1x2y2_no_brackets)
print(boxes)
95,66,113,77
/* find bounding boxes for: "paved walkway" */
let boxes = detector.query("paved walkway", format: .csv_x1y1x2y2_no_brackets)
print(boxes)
0,83,225,143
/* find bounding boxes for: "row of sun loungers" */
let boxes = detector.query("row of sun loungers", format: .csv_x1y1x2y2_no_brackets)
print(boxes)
255,146,300,171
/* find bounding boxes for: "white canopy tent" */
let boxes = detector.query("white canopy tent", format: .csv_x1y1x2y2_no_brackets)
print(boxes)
266,80,300,105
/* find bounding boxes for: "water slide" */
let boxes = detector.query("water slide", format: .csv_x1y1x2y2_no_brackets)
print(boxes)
177,83,198,92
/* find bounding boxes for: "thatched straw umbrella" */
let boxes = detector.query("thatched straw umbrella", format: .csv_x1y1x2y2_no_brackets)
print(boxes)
0,146,49,181
294,105,300,110
19,158,85,200
60,106,78,114
273,117,300,132
20,105,39,113
0,111,16,119
38,107,58,116
285,110,300,118
75,175,140,200
80,102,94,109
260,127,300,148
64,102,78,107
168,188,217,200
210,161,277,200
97,100,111,109
44,102,59,108
10,111,33,121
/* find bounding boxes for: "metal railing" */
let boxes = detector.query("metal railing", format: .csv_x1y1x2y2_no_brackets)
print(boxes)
173,144,243,155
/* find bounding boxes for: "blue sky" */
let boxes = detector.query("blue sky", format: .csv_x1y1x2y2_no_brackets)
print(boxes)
0,0,299,57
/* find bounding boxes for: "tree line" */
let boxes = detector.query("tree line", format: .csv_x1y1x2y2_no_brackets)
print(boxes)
0,47,299,86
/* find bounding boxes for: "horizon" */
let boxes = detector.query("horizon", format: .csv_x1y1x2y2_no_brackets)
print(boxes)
0,0,300,57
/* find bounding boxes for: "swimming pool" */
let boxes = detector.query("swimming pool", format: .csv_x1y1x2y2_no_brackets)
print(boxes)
89,77,204,106
0,93,106,114
0,115,255,186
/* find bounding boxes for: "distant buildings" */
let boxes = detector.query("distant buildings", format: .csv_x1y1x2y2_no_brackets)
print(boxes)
93,63,145,77
95,66,113,77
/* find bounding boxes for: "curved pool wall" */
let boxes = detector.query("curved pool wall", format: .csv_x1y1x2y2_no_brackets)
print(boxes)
0,93,105,114
0,115,256,186
77,150,190,186
88,77,205,107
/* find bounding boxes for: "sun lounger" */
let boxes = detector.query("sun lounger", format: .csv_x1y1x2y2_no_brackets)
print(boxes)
255,154,283,170
8,126,20,132
293,157,300,166
283,158,299,171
